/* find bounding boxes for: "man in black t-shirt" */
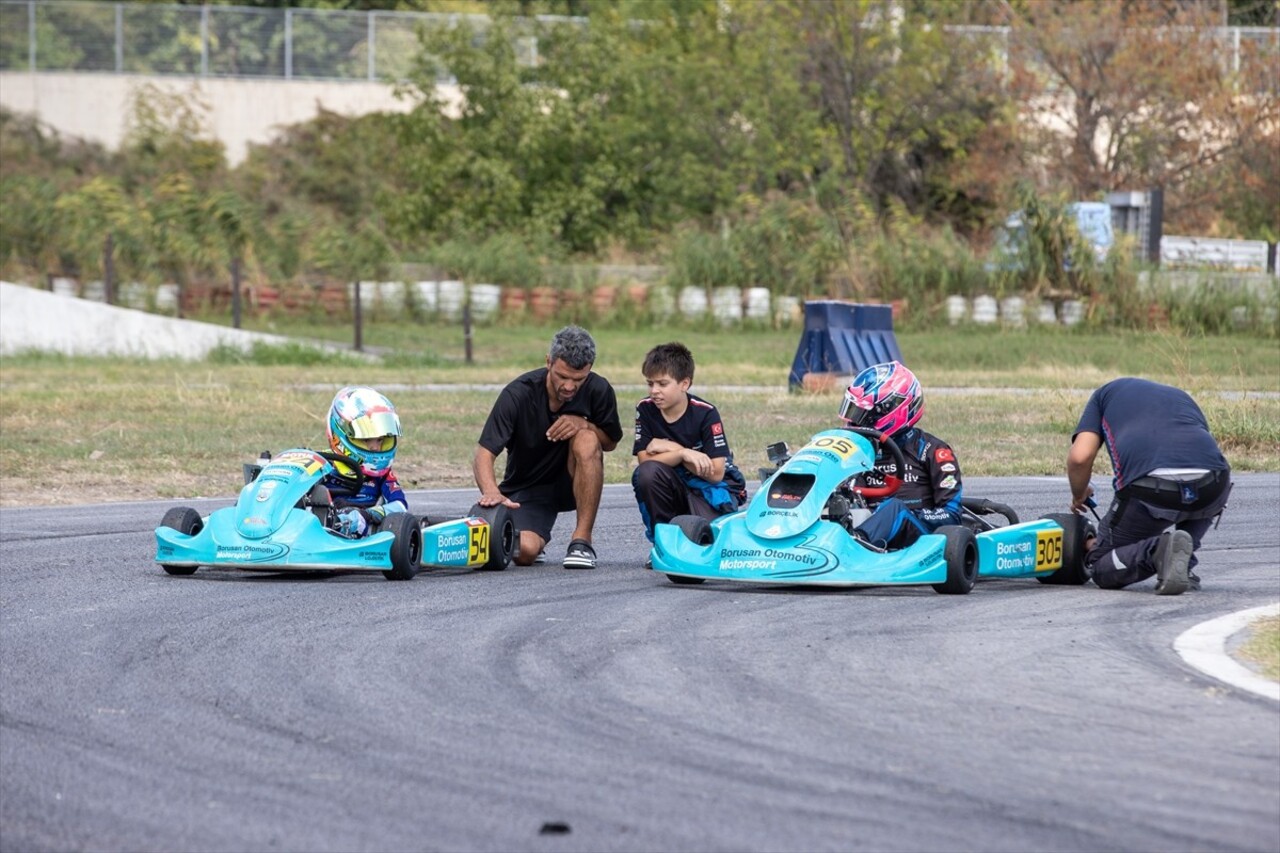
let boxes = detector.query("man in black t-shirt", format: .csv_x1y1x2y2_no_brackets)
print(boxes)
632,342,747,543
1068,377,1232,595
474,326,624,570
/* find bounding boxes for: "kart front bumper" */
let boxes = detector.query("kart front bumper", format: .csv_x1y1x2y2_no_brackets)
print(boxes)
156,509,397,572
650,517,948,587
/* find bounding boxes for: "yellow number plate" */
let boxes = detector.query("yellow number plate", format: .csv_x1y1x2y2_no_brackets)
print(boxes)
804,435,857,459
468,523,490,566
1035,529,1064,572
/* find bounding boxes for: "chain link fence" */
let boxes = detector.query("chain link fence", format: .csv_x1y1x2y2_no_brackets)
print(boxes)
2,1,1275,87
0,1,544,81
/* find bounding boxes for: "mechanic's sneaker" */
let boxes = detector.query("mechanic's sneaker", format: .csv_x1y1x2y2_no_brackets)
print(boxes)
533,548,547,565
1154,530,1193,596
563,539,597,570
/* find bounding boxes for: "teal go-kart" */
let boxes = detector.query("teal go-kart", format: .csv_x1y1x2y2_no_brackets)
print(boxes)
155,448,516,580
648,427,1092,594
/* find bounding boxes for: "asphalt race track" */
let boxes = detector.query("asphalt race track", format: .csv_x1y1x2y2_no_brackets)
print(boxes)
2,475,1278,853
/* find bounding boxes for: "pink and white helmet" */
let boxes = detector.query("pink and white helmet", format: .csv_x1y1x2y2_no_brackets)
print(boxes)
837,361,923,437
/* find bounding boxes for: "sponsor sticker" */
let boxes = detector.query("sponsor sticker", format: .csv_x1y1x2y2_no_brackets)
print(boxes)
940,463,956,472
939,475,957,488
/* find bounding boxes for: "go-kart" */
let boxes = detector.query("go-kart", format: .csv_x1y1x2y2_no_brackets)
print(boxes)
648,427,1092,594
154,448,516,580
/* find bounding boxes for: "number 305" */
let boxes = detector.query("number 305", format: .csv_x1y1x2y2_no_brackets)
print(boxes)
1036,531,1063,569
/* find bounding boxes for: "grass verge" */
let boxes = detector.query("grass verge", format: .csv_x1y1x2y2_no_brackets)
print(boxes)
1236,617,1280,682
1,324,1276,506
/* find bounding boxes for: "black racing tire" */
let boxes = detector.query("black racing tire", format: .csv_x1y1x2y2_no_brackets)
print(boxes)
931,525,977,595
665,515,712,585
382,513,422,581
159,507,202,576
1036,512,1092,585
469,503,516,571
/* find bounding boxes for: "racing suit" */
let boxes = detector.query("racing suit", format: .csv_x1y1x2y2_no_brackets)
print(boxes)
322,455,408,536
851,427,962,550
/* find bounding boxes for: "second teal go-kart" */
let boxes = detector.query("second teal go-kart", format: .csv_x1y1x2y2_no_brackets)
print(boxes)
648,427,1091,594
155,448,516,580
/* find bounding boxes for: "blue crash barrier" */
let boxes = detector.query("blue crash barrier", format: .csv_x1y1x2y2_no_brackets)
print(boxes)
788,301,904,389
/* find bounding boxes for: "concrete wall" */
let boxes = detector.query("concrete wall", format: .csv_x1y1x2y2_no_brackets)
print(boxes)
0,72,461,165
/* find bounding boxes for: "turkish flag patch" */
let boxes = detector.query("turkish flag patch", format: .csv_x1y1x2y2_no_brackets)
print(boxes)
711,422,724,435
935,447,955,463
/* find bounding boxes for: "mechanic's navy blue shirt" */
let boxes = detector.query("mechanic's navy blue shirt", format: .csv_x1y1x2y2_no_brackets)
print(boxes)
1073,377,1227,490
478,367,624,495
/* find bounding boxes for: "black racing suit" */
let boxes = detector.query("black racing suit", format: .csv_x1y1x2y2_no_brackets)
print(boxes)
851,427,963,550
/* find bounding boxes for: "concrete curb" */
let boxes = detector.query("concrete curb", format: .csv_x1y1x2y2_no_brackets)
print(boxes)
1174,602,1280,700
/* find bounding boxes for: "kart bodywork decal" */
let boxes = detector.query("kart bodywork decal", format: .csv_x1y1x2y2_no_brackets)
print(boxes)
215,542,289,563
271,449,327,476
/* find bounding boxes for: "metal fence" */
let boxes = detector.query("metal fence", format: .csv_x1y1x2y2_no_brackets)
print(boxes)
1,1,1275,85
0,1,546,81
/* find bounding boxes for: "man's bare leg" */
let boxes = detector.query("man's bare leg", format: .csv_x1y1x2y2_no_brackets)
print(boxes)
514,530,546,566
568,429,604,543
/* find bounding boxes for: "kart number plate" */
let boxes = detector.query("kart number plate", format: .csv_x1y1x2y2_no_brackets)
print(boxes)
468,524,489,565
1035,529,1064,571
804,435,857,460
273,449,326,475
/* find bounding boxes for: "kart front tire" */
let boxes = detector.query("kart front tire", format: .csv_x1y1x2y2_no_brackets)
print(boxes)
159,507,203,575
469,503,516,571
932,525,977,595
1036,513,1091,585
382,513,422,581
665,515,712,585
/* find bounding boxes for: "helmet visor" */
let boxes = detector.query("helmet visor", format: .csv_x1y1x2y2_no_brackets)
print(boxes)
343,410,401,440
837,392,877,427
351,434,397,453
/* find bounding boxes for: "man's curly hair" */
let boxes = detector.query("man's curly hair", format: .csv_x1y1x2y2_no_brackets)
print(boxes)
548,325,597,370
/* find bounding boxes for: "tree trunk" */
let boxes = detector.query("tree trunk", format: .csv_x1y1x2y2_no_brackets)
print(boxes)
102,232,115,306
231,256,242,329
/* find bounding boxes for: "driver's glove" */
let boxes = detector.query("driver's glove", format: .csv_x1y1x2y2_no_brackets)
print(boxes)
336,508,370,538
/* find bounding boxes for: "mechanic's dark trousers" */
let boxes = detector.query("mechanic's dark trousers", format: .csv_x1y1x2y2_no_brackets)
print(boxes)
633,461,720,543
1087,470,1231,589
854,498,928,551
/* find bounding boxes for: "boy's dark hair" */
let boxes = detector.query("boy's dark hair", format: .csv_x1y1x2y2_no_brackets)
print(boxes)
548,325,597,370
643,342,695,383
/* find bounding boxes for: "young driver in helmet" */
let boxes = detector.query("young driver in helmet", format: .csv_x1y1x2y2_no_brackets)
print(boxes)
838,361,963,551
322,386,409,538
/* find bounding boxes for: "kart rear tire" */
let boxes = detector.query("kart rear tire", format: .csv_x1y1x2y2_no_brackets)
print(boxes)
469,503,516,571
382,513,422,581
1036,513,1092,585
931,525,977,595
159,507,202,576
665,515,712,585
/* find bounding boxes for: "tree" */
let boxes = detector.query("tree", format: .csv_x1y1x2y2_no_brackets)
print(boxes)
778,1,1015,225
1007,0,1279,231
54,176,149,303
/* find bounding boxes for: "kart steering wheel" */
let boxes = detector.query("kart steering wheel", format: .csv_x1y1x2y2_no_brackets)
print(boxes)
317,451,368,491
841,426,907,500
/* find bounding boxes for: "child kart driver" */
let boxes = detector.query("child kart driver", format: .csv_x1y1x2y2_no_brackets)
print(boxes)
838,361,962,551
321,386,409,538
